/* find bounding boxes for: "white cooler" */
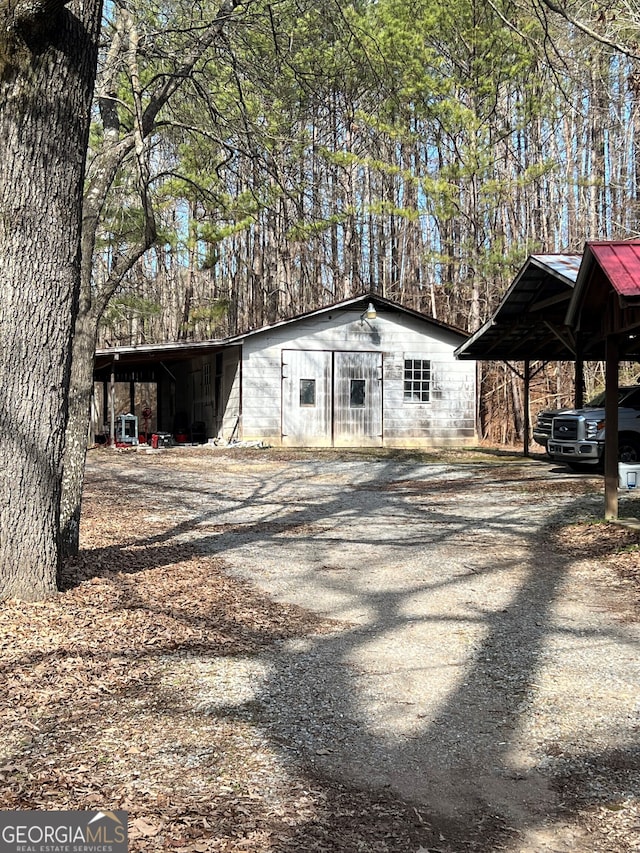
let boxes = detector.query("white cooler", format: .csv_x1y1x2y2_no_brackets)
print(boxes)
618,463,640,489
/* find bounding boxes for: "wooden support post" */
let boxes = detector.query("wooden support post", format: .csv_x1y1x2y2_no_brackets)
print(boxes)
109,365,116,447
523,360,531,457
574,356,584,409
109,353,120,448
102,380,109,434
604,335,619,520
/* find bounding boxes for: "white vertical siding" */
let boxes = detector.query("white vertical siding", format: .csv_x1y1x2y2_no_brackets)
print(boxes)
382,352,475,445
333,351,383,446
240,349,281,441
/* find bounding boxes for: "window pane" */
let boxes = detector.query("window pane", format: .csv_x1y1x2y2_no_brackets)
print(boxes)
403,358,431,402
300,379,316,406
350,379,366,408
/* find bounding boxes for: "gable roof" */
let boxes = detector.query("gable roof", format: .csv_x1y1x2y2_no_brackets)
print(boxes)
95,294,466,373
567,241,640,328
588,242,640,298
225,293,467,344
455,253,581,361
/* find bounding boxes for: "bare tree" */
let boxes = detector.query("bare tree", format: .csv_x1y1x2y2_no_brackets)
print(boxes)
60,0,243,557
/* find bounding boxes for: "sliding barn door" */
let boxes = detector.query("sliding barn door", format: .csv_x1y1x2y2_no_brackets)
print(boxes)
281,350,332,446
282,350,383,446
333,351,382,446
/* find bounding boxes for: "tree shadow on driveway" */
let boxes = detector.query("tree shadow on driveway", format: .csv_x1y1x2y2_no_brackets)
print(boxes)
74,454,640,850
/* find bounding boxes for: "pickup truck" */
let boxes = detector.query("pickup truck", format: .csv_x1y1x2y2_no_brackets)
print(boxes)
534,389,620,450
541,385,640,469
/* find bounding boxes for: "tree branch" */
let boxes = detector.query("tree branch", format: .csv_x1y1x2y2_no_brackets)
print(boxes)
92,232,154,318
539,0,640,60
124,8,156,253
141,0,243,135
81,0,244,315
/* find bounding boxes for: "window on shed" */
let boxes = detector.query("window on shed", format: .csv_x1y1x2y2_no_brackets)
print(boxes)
404,359,431,402
350,379,366,408
299,379,316,406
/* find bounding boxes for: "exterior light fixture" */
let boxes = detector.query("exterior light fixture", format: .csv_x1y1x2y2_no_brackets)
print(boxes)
360,302,377,325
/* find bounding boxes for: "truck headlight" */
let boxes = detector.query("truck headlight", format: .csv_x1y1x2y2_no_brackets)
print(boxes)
586,419,605,438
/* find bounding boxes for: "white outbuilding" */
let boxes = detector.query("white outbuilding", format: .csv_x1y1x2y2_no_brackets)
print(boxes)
94,295,476,449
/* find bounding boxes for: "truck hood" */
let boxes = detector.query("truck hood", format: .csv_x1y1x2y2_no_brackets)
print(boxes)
554,406,640,419
541,406,599,418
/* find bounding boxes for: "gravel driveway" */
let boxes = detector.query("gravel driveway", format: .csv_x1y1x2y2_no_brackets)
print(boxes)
89,448,640,851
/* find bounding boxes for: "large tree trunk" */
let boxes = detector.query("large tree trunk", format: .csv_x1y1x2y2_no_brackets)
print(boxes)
0,0,103,600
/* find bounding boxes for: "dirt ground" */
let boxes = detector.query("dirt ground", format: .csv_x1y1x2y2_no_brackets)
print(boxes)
2,445,640,852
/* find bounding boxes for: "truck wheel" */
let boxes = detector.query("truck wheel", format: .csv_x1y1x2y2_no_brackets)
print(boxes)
618,435,640,464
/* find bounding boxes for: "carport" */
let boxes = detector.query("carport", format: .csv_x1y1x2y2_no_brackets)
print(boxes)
93,339,234,444
455,253,582,457
456,243,640,519
566,241,640,518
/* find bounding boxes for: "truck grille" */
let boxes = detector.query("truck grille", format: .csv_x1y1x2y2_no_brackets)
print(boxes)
537,413,553,433
552,418,579,440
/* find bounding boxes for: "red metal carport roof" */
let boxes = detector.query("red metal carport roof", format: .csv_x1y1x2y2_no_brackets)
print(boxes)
564,240,640,358
588,241,640,298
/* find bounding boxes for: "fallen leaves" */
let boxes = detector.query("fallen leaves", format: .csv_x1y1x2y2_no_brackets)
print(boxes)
0,464,436,853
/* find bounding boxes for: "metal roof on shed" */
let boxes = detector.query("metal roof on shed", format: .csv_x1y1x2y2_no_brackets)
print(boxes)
561,240,640,359
95,294,467,375
455,253,581,361
589,242,640,298
529,253,583,283
566,241,640,331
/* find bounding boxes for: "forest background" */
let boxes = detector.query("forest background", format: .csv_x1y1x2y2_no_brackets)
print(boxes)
91,0,640,445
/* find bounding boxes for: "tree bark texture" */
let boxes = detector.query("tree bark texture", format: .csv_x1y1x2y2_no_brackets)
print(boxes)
0,0,102,599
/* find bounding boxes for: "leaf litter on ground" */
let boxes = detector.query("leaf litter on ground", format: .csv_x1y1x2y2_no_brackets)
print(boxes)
0,476,446,852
